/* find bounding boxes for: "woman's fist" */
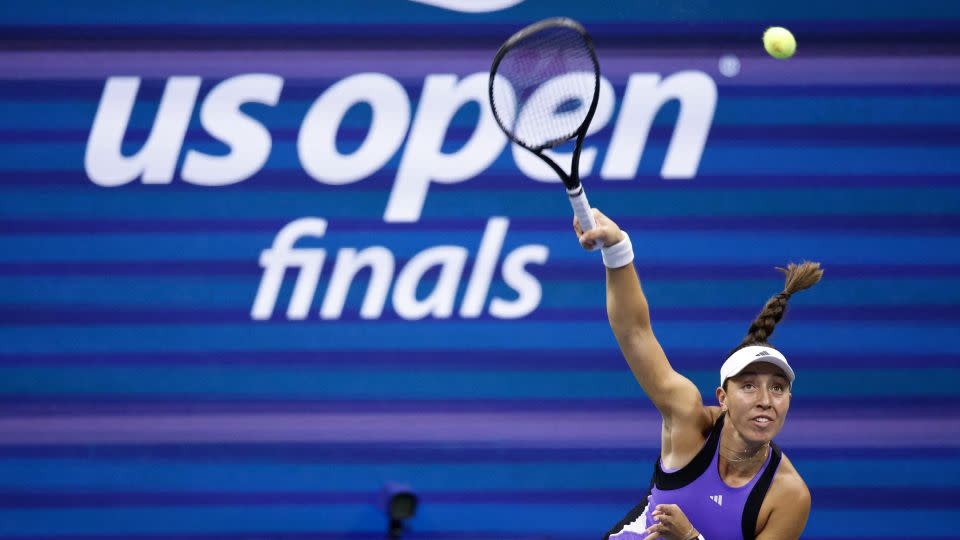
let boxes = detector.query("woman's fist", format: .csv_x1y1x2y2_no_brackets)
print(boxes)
643,504,699,540
573,208,624,250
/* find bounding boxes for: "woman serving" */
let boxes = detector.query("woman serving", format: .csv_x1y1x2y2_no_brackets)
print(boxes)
575,209,821,540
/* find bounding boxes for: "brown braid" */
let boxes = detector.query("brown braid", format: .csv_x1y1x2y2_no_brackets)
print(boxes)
731,261,824,353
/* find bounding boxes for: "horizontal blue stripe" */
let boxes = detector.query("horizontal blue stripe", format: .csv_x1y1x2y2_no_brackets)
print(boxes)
718,85,960,98
5,364,636,399
5,80,960,101
0,535,942,540
4,141,960,175
436,187,960,220
0,397,955,423
9,173,960,192
0,486,953,509
7,171,960,191
6,124,960,146
0,28,959,63
7,275,960,314
3,214,960,234
699,145,960,174
0,491,375,507
582,276,960,308
0,494,952,535
805,510,959,537
0,460,655,492
3,260,960,280
2,349,958,371
0,504,605,535
4,524,572,540
1,319,960,354
5,95,959,133
0,229,958,264
0,536,931,540
0,365,957,398
2,187,959,220
5,506,942,537
3,4,960,28
714,96,960,126
0,443,954,461
0,534,576,540
0,458,953,492
2,304,957,324
3,1,960,24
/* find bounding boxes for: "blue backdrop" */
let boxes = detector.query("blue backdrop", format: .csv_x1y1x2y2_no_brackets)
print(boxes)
1,1,959,538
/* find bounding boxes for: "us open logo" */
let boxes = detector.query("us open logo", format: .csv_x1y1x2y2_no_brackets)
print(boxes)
84,70,717,321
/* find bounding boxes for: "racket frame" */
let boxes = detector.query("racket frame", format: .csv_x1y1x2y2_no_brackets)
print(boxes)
488,17,603,238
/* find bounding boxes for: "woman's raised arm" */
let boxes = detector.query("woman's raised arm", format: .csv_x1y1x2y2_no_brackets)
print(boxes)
575,209,707,429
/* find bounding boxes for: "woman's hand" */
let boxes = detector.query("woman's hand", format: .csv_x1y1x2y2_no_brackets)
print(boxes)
643,504,700,540
572,208,625,250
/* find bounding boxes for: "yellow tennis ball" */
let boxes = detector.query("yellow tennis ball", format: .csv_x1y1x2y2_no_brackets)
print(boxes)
763,26,796,59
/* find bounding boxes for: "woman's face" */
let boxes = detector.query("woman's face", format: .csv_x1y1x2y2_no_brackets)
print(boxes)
717,362,791,445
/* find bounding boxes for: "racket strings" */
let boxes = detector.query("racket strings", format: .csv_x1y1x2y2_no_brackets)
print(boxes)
491,26,597,150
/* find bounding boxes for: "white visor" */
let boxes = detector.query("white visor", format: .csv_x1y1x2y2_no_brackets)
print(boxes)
720,345,795,386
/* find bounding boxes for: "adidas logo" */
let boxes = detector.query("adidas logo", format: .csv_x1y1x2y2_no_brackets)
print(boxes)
710,495,723,506
755,351,771,357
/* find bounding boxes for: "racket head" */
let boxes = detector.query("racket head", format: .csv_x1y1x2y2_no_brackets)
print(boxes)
488,17,601,153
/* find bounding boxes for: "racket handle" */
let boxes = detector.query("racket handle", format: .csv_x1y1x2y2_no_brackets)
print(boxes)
568,186,600,251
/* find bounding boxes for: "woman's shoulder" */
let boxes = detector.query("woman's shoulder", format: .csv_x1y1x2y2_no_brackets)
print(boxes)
772,452,810,499
755,452,811,536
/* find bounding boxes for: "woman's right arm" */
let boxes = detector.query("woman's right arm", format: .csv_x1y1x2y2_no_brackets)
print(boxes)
576,209,708,430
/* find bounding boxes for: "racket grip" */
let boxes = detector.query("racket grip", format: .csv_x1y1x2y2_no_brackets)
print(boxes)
568,186,600,251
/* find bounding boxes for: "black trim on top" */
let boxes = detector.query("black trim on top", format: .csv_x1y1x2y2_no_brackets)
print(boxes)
741,442,783,540
604,414,724,538
654,413,725,491
604,413,786,539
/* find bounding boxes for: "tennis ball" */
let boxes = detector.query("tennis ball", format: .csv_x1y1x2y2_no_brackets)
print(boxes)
763,26,796,59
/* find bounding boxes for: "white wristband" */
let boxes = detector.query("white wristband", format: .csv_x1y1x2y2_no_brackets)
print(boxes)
601,231,634,269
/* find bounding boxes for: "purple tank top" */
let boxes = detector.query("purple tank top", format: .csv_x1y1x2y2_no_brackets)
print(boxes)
606,414,782,540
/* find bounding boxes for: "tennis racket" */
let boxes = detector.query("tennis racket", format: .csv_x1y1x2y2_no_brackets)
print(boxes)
488,17,602,244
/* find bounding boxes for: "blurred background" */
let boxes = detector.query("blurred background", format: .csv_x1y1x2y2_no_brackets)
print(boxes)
1,1,959,538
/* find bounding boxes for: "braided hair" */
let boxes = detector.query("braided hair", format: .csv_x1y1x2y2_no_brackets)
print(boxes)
728,261,824,359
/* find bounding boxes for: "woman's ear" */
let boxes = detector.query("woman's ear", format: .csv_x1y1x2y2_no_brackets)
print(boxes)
716,386,727,412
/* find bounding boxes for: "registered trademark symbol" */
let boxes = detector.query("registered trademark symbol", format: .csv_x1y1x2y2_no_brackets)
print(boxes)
719,54,740,78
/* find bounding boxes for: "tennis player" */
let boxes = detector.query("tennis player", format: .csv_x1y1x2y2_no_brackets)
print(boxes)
574,209,820,540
